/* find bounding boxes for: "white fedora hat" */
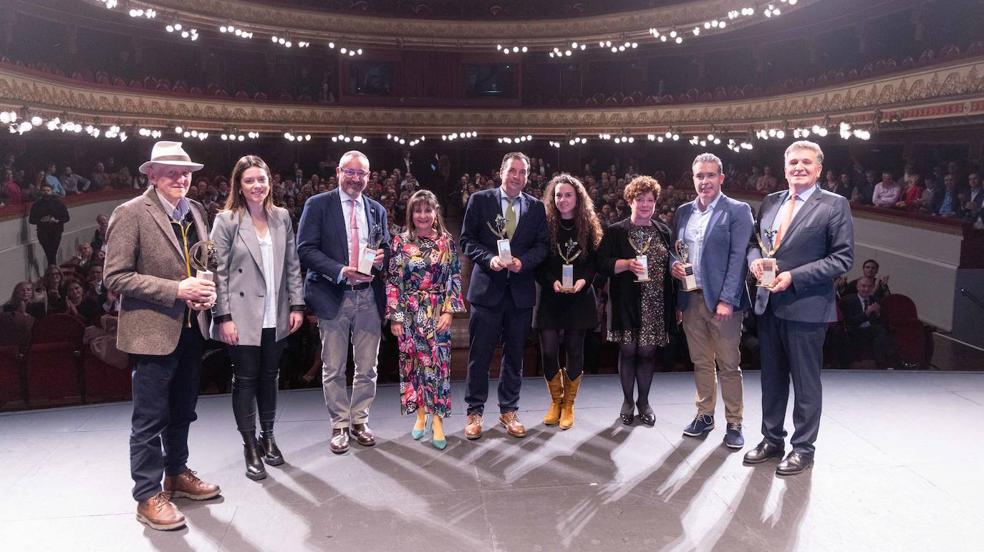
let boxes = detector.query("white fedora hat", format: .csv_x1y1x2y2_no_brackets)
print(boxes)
138,141,204,174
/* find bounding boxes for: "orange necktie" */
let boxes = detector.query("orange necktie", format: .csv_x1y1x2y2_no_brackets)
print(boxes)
348,199,360,267
774,193,797,249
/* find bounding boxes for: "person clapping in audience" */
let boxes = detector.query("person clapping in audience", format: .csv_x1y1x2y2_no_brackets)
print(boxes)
840,276,897,368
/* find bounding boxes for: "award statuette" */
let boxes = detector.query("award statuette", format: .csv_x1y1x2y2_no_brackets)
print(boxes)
674,240,698,292
557,238,582,291
756,229,780,287
358,224,384,275
189,240,216,282
627,233,652,282
487,214,512,264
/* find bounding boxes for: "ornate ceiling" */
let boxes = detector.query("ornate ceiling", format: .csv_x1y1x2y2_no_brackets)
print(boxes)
242,0,688,21
71,0,820,51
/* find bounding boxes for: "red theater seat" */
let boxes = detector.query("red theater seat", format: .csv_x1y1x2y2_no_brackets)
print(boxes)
881,294,933,367
0,344,27,410
82,352,131,404
24,314,85,407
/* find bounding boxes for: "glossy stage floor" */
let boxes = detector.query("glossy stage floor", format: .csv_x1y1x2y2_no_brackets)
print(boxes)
2,370,983,552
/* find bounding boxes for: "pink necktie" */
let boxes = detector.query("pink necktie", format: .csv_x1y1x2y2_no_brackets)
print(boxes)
348,199,360,267
774,194,797,249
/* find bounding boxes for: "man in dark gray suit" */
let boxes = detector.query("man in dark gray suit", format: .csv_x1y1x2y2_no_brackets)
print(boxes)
671,153,754,449
744,140,854,476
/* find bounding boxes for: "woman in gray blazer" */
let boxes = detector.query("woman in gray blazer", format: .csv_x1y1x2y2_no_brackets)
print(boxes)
211,155,304,481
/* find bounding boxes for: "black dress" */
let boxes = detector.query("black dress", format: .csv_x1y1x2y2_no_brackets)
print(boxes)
596,218,676,346
535,223,597,330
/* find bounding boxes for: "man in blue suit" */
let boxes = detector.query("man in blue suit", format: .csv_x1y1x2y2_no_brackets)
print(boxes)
460,152,549,440
297,150,390,455
745,141,854,475
671,153,754,449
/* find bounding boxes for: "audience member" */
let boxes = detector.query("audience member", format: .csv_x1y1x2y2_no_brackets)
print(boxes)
840,276,897,368
872,171,902,207
28,183,71,266
845,259,891,300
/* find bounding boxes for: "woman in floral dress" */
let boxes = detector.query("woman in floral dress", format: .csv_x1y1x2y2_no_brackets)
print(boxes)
386,190,465,449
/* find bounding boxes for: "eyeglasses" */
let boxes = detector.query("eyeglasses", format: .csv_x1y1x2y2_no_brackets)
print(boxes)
340,168,369,178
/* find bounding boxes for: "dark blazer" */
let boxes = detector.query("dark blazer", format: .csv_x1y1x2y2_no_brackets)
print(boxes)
103,187,211,355
747,186,854,323
534,224,598,330
671,193,754,313
209,207,304,345
459,188,549,309
296,189,391,319
597,218,676,333
839,293,881,331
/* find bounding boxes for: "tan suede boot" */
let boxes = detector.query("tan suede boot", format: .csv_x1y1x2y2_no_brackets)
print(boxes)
543,372,565,426
559,370,582,430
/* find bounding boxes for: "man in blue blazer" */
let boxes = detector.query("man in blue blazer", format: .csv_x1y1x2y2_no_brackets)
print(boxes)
671,153,754,449
297,150,390,455
745,141,854,475
460,152,549,440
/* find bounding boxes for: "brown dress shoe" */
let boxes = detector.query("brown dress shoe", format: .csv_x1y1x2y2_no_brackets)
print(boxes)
350,423,376,447
499,411,527,438
464,413,483,440
136,491,186,531
163,469,221,501
330,427,350,454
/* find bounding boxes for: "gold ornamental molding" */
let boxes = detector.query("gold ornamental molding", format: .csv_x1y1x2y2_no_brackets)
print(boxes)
2,56,984,136
77,0,820,49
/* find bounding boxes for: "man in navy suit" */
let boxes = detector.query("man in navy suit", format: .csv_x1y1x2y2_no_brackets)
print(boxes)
460,152,549,440
745,141,854,475
671,153,754,449
297,150,390,454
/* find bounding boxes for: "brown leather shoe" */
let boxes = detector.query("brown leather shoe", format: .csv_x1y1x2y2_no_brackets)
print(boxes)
499,411,527,438
350,423,376,447
464,413,483,440
163,469,221,501
330,427,350,454
136,491,185,531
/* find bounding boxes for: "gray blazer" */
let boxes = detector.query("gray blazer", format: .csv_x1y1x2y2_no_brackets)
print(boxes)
209,207,304,345
104,187,211,355
747,186,854,323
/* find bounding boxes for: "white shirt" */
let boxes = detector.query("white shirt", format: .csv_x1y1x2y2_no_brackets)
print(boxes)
770,184,819,236
257,232,278,328
337,190,370,283
682,194,722,288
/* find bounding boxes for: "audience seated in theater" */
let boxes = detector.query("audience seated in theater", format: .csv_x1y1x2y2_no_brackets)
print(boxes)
2,168,22,205
60,166,90,195
67,242,96,272
895,174,924,210
936,174,964,217
754,165,779,193
853,170,877,205
872,171,903,207
91,214,109,252
840,276,897,368
90,162,110,191
0,282,36,346
43,164,66,197
963,172,982,222
845,259,891,301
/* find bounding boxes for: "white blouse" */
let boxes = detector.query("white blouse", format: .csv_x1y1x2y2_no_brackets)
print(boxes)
257,231,278,329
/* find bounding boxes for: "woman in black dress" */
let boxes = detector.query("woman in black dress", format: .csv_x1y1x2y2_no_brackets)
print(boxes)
536,175,603,430
597,176,675,426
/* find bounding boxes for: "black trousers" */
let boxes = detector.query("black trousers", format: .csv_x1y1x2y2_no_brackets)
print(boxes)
228,328,286,434
129,326,203,502
539,329,586,380
465,293,532,416
36,226,62,267
758,308,827,454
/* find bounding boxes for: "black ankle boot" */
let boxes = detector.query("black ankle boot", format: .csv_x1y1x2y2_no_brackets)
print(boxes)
241,432,267,480
259,429,285,466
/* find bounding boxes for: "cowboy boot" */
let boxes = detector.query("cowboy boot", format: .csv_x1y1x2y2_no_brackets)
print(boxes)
559,370,582,430
543,372,565,426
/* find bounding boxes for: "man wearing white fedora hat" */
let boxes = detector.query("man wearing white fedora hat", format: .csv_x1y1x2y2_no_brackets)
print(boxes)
104,141,222,531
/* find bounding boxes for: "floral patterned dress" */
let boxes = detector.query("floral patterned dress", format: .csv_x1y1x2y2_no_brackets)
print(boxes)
386,231,466,417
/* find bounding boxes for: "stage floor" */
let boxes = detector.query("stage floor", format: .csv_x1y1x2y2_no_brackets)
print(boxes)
2,370,983,551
